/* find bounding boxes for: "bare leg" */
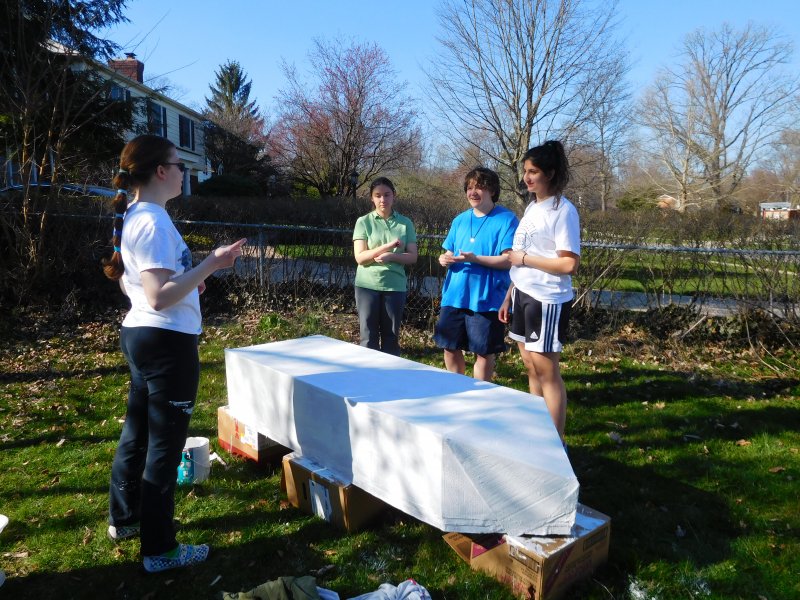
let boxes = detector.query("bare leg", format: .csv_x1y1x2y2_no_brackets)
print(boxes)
473,353,496,382
443,349,466,375
517,342,543,396
529,351,567,439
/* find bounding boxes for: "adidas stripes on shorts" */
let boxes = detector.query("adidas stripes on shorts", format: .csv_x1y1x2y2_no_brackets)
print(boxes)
508,287,572,353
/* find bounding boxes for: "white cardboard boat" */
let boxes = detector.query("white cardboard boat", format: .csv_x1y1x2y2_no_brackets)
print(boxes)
225,335,578,535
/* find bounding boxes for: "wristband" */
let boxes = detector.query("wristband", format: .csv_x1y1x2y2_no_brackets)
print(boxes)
522,255,526,266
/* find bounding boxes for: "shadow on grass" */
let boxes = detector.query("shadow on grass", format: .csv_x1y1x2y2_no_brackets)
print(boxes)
569,367,799,410
0,364,129,383
0,514,403,600
569,363,800,443
0,434,118,452
571,447,735,595
0,446,781,600
0,355,223,385
574,447,732,550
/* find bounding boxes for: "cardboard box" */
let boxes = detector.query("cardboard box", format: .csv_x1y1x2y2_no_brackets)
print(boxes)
281,453,389,533
217,405,289,464
444,504,611,600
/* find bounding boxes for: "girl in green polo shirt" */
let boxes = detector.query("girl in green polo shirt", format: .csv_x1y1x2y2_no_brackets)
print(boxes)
352,177,418,355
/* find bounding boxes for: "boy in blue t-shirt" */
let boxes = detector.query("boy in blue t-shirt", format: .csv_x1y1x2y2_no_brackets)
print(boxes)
434,167,519,381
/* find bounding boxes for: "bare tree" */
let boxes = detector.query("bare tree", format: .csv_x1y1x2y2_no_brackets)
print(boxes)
770,129,800,205
735,167,783,214
425,0,623,201
270,38,420,197
572,55,632,211
640,77,704,211
567,143,605,210
639,23,800,209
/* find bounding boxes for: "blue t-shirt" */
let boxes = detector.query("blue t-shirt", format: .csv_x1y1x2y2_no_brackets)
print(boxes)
440,205,519,312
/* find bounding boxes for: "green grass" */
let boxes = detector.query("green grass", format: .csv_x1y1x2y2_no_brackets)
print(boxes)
579,249,799,300
276,243,351,260
264,240,800,304
0,311,798,599
274,238,446,262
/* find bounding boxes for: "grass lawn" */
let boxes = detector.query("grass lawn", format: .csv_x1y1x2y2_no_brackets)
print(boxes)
578,248,799,301
238,237,800,305
0,308,798,599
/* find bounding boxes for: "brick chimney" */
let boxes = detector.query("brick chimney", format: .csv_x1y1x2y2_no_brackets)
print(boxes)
108,52,144,83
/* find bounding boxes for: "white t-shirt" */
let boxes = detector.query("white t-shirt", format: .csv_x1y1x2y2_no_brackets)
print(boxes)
120,201,201,334
510,195,581,304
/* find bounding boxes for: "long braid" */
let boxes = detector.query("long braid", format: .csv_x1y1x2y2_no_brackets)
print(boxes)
101,134,175,280
102,171,131,280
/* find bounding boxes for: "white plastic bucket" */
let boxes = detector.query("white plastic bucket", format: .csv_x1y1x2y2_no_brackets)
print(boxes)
177,436,210,484
0,514,7,588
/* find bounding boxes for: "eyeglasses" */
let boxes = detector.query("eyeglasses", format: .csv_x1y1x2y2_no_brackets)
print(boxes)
163,162,187,173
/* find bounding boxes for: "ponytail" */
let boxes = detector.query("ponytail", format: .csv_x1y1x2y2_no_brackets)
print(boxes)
100,134,175,280
521,140,570,207
101,170,130,280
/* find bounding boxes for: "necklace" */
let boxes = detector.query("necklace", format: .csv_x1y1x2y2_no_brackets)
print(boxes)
470,206,494,243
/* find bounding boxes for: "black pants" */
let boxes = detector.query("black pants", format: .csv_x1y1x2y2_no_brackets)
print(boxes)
109,326,199,556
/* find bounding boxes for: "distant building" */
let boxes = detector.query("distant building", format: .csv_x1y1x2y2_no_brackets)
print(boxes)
71,51,211,194
657,194,679,210
759,202,799,220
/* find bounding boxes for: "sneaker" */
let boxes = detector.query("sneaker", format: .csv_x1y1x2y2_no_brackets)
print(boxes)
143,543,209,573
108,523,140,541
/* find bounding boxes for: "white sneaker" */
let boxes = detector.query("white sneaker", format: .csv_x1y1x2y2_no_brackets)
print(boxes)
143,543,209,573
107,523,140,541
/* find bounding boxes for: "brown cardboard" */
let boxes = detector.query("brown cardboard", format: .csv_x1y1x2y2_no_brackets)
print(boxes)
217,405,289,465
281,453,389,533
443,504,611,600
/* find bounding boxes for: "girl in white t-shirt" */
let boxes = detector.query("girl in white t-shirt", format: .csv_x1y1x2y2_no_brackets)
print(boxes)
102,134,246,573
499,141,580,444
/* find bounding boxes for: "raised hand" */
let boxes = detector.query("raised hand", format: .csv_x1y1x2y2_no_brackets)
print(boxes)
213,238,247,269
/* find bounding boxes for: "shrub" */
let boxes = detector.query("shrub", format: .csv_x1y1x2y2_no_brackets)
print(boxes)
194,174,263,197
183,232,216,250
616,186,661,211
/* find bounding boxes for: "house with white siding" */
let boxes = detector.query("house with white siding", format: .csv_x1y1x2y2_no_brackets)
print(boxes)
75,52,210,195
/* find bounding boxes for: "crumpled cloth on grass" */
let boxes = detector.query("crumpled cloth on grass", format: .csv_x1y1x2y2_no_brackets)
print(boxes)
221,575,322,600
347,579,432,600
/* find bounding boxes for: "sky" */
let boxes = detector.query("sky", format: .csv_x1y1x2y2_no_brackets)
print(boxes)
101,0,800,117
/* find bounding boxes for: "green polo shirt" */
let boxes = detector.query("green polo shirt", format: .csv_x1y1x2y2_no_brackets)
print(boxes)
353,210,417,292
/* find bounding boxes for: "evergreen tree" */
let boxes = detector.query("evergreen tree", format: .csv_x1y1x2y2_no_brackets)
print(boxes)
203,60,275,188
0,1,135,301
205,60,260,126
1,1,135,188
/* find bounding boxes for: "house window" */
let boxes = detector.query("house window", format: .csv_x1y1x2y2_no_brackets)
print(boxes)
147,101,167,137
109,84,130,102
179,115,195,151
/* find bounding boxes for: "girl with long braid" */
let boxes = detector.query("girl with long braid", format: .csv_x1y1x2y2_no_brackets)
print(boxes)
102,134,246,572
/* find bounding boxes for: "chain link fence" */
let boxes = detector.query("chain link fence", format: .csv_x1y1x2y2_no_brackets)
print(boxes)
174,218,447,328
2,210,799,335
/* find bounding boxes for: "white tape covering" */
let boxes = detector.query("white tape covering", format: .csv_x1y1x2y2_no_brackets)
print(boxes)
225,335,578,535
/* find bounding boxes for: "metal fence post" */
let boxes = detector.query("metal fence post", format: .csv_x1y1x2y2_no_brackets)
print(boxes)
257,226,265,291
